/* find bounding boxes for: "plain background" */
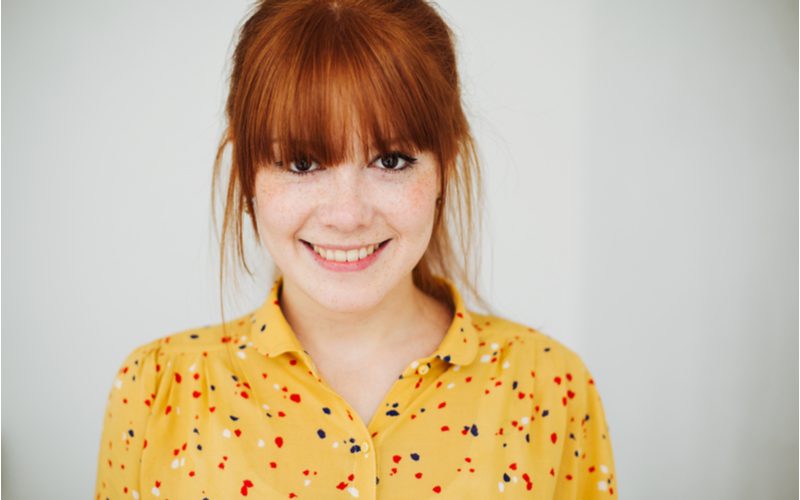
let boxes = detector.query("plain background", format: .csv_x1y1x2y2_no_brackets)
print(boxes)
3,0,797,498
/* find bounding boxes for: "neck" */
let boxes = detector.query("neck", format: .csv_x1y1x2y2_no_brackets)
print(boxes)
279,274,447,363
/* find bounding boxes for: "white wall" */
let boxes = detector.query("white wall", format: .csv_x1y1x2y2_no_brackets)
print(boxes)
3,0,796,498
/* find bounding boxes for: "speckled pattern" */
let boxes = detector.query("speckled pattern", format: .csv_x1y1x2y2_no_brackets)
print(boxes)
95,276,616,499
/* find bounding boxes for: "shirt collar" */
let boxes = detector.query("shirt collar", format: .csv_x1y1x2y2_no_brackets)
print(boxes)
248,275,479,367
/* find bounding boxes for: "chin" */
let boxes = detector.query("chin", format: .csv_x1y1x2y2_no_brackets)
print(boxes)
307,282,390,313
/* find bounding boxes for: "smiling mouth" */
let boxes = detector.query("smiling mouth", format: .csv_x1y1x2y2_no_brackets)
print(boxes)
300,239,391,263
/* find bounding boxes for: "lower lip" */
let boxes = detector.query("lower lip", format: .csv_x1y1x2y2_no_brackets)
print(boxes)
302,239,391,272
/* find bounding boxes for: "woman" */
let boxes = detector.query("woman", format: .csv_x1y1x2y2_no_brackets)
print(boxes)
95,1,617,498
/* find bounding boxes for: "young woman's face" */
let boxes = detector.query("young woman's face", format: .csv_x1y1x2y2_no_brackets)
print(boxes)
253,140,440,313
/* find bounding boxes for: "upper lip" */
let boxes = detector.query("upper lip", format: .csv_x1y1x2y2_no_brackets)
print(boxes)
302,239,389,251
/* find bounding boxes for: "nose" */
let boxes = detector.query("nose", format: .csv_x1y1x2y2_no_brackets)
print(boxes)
317,162,372,232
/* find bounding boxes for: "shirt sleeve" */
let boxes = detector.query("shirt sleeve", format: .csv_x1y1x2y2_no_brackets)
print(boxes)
94,343,160,499
556,353,618,498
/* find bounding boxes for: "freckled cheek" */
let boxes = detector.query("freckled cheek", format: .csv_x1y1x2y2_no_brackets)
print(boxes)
255,188,313,240
381,179,438,234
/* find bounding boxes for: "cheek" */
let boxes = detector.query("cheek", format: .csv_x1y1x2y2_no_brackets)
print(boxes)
254,176,309,237
382,174,438,233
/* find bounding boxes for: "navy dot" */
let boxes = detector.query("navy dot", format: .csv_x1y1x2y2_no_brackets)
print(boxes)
512,381,518,390
542,409,549,417
386,410,399,417
443,355,451,363
317,429,326,439
190,334,199,339
470,424,479,436
503,473,510,482
525,433,530,443
197,444,203,451
410,453,420,461
229,415,239,421
210,385,216,391
231,375,239,382
260,324,266,332
127,429,134,437
350,445,361,453
544,347,551,352
322,407,331,414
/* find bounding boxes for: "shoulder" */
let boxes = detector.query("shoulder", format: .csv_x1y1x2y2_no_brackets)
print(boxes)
119,312,253,363
468,310,590,374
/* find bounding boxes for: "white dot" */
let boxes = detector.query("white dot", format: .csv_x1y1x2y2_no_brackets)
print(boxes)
521,416,530,425
600,464,609,474
132,490,140,499
222,429,231,438
171,458,180,469
490,342,499,350
151,486,160,497
257,439,265,448
188,363,197,372
597,481,608,491
410,360,420,369
304,479,311,486
497,481,504,492
237,350,246,360
346,486,359,498
114,379,123,389
446,382,455,389
480,354,491,363
502,360,510,369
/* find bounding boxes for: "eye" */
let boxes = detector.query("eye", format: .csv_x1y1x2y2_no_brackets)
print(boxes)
275,157,321,175
371,151,418,172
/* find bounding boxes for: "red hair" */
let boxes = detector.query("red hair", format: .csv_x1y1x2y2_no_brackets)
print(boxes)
211,0,488,323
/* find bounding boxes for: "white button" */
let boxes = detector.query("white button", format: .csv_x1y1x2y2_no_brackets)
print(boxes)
362,441,369,452
418,365,429,375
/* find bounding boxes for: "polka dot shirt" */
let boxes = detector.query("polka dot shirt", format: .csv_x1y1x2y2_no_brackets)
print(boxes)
95,276,617,499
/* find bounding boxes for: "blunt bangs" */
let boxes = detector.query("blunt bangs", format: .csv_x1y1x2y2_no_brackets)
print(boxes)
234,3,457,169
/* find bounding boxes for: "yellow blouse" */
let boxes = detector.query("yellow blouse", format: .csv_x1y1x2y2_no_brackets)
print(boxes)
95,276,617,499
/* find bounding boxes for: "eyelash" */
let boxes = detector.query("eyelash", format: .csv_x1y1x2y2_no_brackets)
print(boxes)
275,151,418,176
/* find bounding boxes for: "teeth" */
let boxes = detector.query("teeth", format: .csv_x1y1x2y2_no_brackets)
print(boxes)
312,242,380,262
